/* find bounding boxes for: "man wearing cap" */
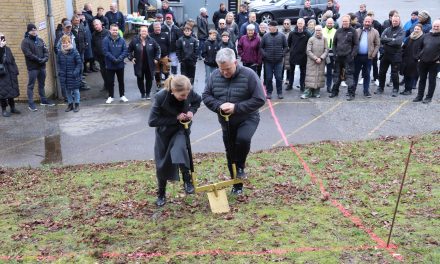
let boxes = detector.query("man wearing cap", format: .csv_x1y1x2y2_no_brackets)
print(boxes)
162,13,183,75
158,1,177,26
105,3,125,33
21,24,55,111
149,13,163,34
260,21,287,99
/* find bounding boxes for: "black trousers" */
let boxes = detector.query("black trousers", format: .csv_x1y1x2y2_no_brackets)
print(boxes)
137,67,153,96
220,114,260,189
106,68,125,98
290,63,306,89
417,61,438,99
243,62,258,73
372,55,379,80
97,57,108,89
379,56,400,91
180,61,196,84
332,56,355,95
0,98,15,110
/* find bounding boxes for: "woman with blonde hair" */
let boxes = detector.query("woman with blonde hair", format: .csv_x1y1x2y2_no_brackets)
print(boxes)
225,12,239,43
57,34,82,112
148,75,202,207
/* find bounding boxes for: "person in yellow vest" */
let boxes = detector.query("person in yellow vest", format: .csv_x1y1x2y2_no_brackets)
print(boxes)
322,18,337,93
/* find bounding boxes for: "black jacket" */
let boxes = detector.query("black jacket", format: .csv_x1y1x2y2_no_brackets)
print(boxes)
159,7,177,25
94,15,110,29
288,28,311,65
213,9,228,29
202,65,266,119
92,28,110,59
202,39,219,67
162,23,183,52
176,35,198,64
82,10,94,32
127,35,161,78
260,31,287,63
299,7,315,23
21,33,49,70
148,89,201,182
0,47,19,100
355,11,367,24
105,11,125,32
401,36,423,77
418,32,440,63
326,6,340,20
72,24,87,54
218,41,237,58
381,25,405,61
197,15,209,40
333,27,359,58
151,31,170,57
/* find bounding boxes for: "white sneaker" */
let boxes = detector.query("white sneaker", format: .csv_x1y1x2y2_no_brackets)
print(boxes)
375,80,379,86
341,81,347,87
358,78,364,85
106,97,114,104
437,72,440,79
120,96,129,102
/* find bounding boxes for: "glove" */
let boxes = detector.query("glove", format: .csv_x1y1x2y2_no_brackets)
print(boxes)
112,58,120,64
38,58,46,65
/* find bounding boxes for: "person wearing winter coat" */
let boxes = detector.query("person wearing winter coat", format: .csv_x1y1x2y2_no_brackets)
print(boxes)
287,18,310,91
151,22,171,89
94,6,109,29
148,75,202,207
400,24,424,95
158,0,177,26
218,32,237,58
102,24,128,104
323,18,337,93
413,19,440,104
202,30,219,85
213,3,228,30
197,8,209,60
176,27,198,84
0,33,20,117
237,4,249,30
128,26,161,100
403,11,419,42
225,12,240,44
21,23,54,111
281,19,292,89
57,35,82,112
163,14,183,75
355,4,368,25
299,0,315,24
92,19,110,91
302,26,329,99
105,3,125,33
237,24,261,73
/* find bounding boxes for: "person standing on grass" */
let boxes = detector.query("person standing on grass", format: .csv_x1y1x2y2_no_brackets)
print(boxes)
176,26,198,84
103,24,128,104
413,19,440,104
0,33,21,117
21,23,55,111
128,26,161,100
148,75,202,207
302,25,329,99
57,35,82,113
202,48,266,195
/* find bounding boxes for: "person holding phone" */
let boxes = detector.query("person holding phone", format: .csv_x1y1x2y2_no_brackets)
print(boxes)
0,33,21,117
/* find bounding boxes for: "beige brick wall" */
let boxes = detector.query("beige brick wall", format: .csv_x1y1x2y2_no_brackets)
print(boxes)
0,0,127,101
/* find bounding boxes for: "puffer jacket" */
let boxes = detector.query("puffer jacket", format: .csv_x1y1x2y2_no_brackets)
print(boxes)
202,39,219,67
260,31,287,63
0,47,20,99
102,35,128,70
21,33,49,70
176,35,198,64
56,46,82,90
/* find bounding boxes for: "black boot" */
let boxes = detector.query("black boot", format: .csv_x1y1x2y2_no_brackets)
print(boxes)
156,180,167,207
182,170,195,194
10,107,21,114
412,95,423,102
155,73,162,89
73,103,79,112
171,66,177,75
65,103,73,112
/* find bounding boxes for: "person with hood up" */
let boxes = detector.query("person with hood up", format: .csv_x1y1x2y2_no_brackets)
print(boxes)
0,33,21,117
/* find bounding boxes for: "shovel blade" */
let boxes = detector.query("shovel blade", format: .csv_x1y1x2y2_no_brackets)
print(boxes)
207,189,230,213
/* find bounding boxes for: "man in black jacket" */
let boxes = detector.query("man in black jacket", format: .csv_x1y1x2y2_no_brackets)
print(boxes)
261,21,287,99
287,18,310,91
413,19,440,104
202,48,266,195
20,24,54,111
94,6,109,29
197,7,209,60
329,15,359,100
163,13,183,75
158,0,177,26
213,3,228,30
176,27,198,84
202,30,219,85
151,22,171,89
82,3,95,32
92,19,110,91
299,0,315,24
105,3,125,33
376,15,405,96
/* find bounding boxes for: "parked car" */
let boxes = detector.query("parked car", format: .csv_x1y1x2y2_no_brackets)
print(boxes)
250,0,339,24
248,0,283,9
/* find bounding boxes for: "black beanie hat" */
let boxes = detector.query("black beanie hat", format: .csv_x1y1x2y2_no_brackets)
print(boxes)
411,11,419,16
27,23,37,32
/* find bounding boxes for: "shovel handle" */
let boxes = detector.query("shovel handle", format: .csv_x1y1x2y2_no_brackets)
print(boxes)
179,120,191,129
219,110,231,121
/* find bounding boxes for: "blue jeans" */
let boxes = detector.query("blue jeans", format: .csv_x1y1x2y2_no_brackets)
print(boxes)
27,68,48,104
264,61,283,95
354,54,372,94
66,89,80,104
198,38,206,57
205,64,216,85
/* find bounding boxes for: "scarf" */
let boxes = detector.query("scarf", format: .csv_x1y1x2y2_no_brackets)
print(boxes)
410,30,423,40
61,43,73,54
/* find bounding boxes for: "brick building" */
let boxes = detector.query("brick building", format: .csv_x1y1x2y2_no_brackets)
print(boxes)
0,0,127,101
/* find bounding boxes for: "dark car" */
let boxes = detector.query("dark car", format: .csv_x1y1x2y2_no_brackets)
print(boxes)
251,0,337,24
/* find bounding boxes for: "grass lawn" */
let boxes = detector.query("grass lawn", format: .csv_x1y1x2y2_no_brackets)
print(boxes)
0,133,439,263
